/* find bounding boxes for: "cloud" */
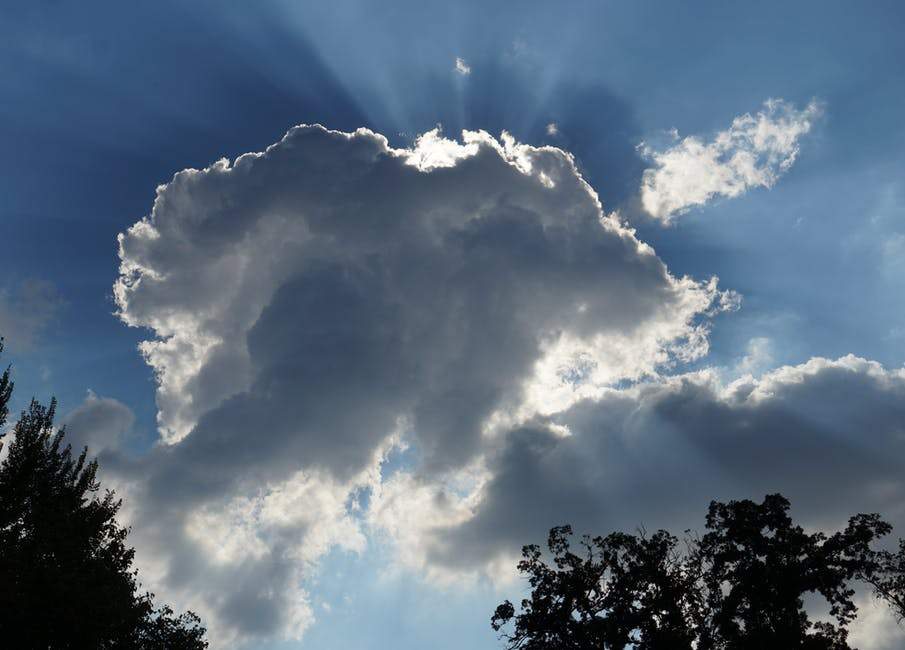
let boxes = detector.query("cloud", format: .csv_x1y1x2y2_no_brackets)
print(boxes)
62,390,135,454
0,279,62,351
112,464,372,648
734,336,774,376
848,593,905,650
0,390,134,477
377,355,905,592
639,99,822,223
113,124,730,643
545,122,558,136
454,56,471,75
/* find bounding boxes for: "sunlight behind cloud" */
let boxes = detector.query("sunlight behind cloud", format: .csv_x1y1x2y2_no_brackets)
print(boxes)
111,123,732,643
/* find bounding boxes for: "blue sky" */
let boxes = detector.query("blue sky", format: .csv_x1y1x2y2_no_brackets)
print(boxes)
2,2,905,648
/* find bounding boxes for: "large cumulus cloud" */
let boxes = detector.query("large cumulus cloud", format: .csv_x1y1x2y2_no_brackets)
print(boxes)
117,126,724,472
113,124,730,643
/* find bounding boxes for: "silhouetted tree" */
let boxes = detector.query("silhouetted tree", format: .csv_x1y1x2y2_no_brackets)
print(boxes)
862,539,905,623
131,605,208,650
492,526,701,649
693,494,889,649
493,494,892,650
0,341,208,648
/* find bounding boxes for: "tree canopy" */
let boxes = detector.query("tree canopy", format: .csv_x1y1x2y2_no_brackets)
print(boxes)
492,525,700,649
862,538,905,624
493,494,899,650
0,341,208,649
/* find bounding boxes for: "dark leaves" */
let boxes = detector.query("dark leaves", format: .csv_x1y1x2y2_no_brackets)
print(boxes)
0,345,208,648
494,494,894,650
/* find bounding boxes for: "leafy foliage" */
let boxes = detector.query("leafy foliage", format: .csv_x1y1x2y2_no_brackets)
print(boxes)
132,605,209,650
492,526,700,649
863,539,905,623
493,494,894,650
0,341,208,648
694,494,890,649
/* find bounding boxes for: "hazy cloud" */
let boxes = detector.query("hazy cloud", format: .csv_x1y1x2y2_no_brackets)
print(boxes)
0,279,62,351
62,390,135,454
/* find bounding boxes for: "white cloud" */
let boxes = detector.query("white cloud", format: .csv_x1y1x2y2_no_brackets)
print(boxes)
639,99,822,223
545,122,558,136
848,593,905,650
113,123,732,643
733,336,774,377
112,467,372,649
454,57,471,75
367,464,491,584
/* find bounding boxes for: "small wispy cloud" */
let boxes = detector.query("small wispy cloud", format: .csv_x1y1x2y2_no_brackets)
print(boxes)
639,98,822,223
545,122,559,136
454,56,471,75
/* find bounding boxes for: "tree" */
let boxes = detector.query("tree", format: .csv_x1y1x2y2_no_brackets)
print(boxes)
0,341,208,648
131,605,208,650
492,526,701,649
493,494,891,650
693,494,890,649
862,539,905,623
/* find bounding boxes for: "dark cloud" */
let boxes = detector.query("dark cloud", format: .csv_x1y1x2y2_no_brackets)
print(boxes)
418,356,905,572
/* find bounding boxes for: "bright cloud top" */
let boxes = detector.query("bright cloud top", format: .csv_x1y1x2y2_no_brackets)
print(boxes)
113,124,731,643
639,99,822,222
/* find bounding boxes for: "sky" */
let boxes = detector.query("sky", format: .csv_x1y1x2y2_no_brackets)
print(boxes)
2,1,905,648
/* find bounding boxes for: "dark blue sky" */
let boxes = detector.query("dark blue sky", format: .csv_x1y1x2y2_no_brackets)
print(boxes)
2,2,905,647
